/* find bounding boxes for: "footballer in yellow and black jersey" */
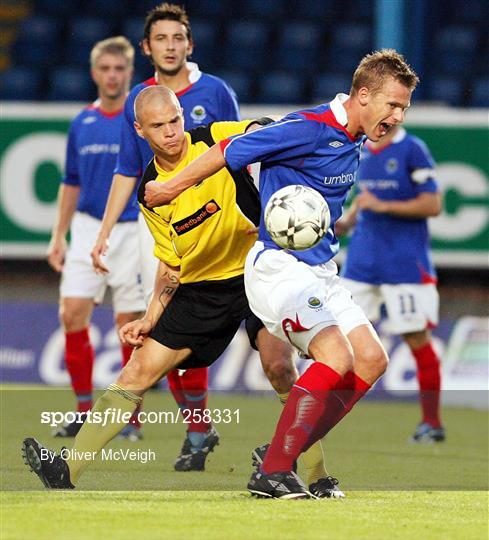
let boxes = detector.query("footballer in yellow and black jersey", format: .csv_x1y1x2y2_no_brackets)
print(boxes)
138,120,260,284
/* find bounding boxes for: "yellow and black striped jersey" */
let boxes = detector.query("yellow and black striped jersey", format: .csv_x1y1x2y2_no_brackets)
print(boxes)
138,120,259,284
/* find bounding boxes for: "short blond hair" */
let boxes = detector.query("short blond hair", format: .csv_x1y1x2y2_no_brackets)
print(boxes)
90,36,135,68
351,49,419,95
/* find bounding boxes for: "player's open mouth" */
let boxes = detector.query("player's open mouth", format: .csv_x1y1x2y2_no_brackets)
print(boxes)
379,122,392,136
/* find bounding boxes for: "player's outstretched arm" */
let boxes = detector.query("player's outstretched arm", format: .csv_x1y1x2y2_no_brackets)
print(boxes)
356,190,441,218
144,144,226,208
47,184,80,272
119,261,180,346
91,173,137,273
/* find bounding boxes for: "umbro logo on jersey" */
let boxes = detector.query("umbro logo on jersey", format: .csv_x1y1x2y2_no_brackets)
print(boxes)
329,141,343,148
172,199,221,236
82,117,97,124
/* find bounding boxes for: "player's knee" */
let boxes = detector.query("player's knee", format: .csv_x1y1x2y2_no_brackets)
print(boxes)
117,358,151,393
357,343,388,378
59,305,85,332
263,355,298,393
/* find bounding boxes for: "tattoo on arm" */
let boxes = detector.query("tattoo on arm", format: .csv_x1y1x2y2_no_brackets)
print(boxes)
157,269,180,310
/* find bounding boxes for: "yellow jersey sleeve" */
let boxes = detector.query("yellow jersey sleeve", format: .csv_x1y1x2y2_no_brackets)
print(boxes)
139,204,181,268
209,120,254,144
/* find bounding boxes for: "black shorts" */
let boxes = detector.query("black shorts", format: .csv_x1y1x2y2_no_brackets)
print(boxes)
149,275,263,369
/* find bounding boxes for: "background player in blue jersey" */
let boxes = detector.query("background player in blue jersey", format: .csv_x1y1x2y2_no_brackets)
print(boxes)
144,49,419,498
90,3,240,470
338,125,444,443
46,37,145,437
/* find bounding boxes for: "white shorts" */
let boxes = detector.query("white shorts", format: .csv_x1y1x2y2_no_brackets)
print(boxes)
244,242,370,355
60,212,146,313
340,277,439,335
138,212,159,305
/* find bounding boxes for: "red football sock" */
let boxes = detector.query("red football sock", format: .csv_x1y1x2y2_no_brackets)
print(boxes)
302,370,371,451
167,369,186,409
65,328,94,413
412,342,442,427
262,362,342,474
181,368,210,433
121,344,141,428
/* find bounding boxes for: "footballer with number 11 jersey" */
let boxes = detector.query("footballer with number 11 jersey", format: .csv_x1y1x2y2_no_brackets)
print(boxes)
340,126,444,443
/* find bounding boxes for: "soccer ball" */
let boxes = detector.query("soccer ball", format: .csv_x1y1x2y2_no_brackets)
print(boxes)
264,185,330,250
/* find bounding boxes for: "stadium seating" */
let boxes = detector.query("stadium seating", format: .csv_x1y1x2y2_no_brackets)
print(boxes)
186,0,230,20
17,15,61,43
121,17,143,46
428,76,464,106
468,77,489,107
68,17,114,45
215,70,253,102
274,21,323,72
311,72,352,103
223,21,270,72
291,0,336,20
257,71,305,104
11,39,59,68
0,0,482,106
36,0,81,17
238,0,284,20
47,67,94,101
0,67,43,100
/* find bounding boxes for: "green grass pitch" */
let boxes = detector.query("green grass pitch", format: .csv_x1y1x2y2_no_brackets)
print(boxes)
1,385,487,539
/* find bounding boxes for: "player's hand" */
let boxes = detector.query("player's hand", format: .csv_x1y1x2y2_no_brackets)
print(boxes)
119,318,153,347
144,181,176,208
47,237,67,272
356,190,388,213
246,226,259,235
91,235,110,274
334,219,350,237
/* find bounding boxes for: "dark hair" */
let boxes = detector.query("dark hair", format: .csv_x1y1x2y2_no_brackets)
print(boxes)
351,49,419,95
143,3,192,44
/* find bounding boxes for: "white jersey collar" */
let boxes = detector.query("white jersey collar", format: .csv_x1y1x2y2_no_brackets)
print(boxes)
329,93,349,126
187,62,202,84
153,62,202,86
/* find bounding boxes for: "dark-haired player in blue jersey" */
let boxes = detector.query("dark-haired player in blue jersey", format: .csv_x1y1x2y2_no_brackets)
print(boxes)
90,3,240,469
338,125,444,443
46,37,145,438
143,49,419,498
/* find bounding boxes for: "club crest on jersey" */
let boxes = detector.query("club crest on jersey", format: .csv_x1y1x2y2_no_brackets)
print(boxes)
386,158,399,173
172,199,221,236
190,105,207,122
308,297,323,309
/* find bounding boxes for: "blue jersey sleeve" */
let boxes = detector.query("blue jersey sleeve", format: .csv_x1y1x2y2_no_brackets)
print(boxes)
222,116,320,171
114,94,141,178
408,137,438,194
218,82,240,121
63,121,80,186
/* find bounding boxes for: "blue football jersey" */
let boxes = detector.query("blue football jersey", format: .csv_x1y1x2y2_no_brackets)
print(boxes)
63,103,138,221
341,128,439,284
222,94,364,266
115,64,240,180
